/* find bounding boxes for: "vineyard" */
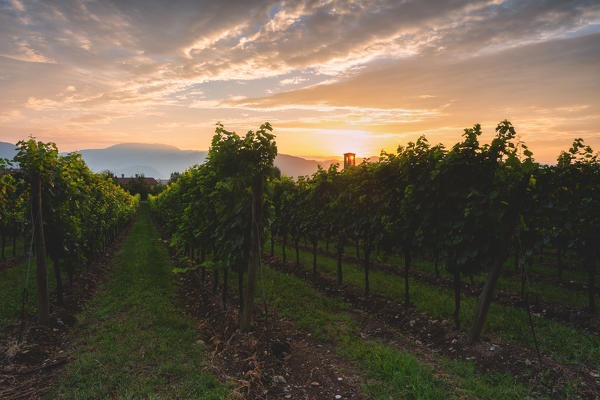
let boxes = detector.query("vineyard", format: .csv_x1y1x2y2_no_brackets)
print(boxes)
1,123,599,399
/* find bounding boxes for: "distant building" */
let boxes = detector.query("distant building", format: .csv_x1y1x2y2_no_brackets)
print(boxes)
0,168,22,176
343,153,355,169
116,175,159,187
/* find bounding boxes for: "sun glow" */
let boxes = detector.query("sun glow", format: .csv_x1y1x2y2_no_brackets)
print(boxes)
290,128,375,158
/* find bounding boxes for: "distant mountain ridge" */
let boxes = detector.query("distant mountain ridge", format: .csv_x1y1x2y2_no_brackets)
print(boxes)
0,141,348,178
77,143,209,179
0,142,17,162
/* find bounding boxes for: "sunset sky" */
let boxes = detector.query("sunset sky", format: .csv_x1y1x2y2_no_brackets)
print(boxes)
0,0,599,162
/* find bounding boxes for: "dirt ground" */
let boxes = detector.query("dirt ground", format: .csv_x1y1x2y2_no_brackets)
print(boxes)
176,269,365,399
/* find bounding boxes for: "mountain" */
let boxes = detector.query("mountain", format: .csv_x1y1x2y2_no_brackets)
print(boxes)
78,143,346,178
0,141,372,177
275,154,333,177
0,142,17,161
78,143,208,179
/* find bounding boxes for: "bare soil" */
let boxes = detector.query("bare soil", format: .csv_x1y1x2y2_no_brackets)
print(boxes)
174,266,365,400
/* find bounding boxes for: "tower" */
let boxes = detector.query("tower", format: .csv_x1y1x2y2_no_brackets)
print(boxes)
343,153,355,169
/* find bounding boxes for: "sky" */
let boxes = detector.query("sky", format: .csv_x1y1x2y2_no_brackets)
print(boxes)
0,0,599,162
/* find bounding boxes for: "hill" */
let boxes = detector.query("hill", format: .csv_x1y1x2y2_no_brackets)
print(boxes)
77,143,208,179
0,142,17,161
0,141,343,178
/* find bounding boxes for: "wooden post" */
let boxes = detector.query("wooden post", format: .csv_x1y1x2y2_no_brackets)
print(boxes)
469,259,503,343
52,255,63,306
241,175,263,331
364,247,370,296
223,266,228,310
587,255,596,313
404,249,411,306
12,225,17,257
32,172,49,325
453,270,461,330
282,234,287,263
238,266,244,315
212,270,219,293
336,241,343,285
557,249,564,281
295,239,300,266
201,248,206,283
312,240,317,275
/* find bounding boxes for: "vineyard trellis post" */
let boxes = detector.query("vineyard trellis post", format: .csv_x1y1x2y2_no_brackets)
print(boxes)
31,171,50,325
241,174,264,331
468,255,503,342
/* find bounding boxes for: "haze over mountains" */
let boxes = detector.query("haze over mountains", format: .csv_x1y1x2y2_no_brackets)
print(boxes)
0,142,16,162
0,142,352,178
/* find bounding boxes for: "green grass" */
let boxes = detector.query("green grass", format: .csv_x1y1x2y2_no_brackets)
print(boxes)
1,237,26,260
378,252,590,310
317,240,591,310
275,243,600,370
0,256,57,331
53,203,229,399
256,263,538,399
528,261,588,285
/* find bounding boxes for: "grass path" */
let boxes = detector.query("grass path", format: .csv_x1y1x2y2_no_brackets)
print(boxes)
53,204,229,399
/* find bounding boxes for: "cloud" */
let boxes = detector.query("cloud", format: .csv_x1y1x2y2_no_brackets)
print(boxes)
0,109,22,123
3,1,597,86
70,112,124,124
280,76,309,86
25,96,61,111
231,33,600,112
0,40,55,63
189,99,221,109
0,0,598,159
222,33,600,161
8,0,25,13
